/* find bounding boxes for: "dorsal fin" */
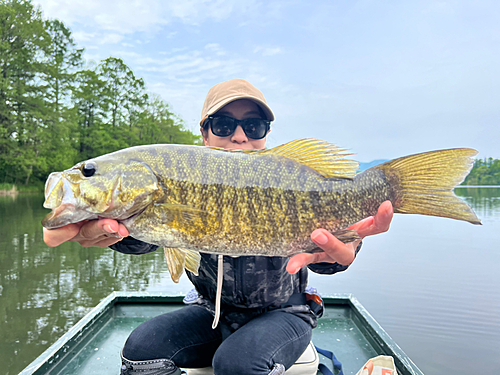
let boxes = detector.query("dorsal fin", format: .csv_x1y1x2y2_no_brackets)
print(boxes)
212,138,358,179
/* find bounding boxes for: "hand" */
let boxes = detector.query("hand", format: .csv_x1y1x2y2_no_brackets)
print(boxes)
286,200,394,274
43,219,130,248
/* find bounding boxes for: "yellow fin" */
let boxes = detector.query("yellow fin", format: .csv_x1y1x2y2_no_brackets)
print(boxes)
164,247,186,283
153,203,217,234
181,248,201,276
376,148,482,225
215,138,359,179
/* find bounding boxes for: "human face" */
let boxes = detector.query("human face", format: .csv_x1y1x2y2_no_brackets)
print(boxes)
202,99,270,150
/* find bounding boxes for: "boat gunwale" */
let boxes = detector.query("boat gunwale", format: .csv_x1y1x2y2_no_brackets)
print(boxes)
20,292,423,375
327,295,423,375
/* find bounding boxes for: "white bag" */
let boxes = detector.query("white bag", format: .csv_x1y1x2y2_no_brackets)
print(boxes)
355,355,398,375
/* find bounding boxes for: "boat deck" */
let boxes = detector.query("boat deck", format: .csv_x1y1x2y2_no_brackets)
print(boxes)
20,292,423,375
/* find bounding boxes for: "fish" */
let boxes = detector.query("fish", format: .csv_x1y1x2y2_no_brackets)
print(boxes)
42,138,481,283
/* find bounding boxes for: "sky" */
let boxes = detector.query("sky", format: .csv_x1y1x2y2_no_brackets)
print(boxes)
32,0,500,162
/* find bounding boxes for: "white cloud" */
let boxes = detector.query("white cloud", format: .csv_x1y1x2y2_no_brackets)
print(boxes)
72,31,96,43
104,43,278,132
30,0,500,161
254,46,283,56
204,43,226,56
111,45,251,85
34,0,257,34
99,33,124,45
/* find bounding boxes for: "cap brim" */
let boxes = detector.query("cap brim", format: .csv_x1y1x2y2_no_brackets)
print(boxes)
203,96,275,124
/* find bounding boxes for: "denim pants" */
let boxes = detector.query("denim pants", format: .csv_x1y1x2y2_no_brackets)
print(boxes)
122,304,313,375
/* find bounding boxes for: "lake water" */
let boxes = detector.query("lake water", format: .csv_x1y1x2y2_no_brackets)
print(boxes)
1,188,499,375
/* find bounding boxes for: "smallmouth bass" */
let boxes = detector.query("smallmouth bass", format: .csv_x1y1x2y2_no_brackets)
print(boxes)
42,139,481,282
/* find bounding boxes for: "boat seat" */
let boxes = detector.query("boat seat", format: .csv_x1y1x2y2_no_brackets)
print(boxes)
184,341,319,375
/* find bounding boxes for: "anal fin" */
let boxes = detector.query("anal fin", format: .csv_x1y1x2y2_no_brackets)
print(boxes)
164,247,202,283
332,228,361,244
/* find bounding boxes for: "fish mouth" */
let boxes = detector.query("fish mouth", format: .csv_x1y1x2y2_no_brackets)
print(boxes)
42,161,160,230
41,201,144,230
42,203,98,229
42,172,99,229
42,170,155,229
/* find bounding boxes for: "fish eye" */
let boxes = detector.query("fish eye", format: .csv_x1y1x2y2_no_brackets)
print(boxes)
81,162,97,177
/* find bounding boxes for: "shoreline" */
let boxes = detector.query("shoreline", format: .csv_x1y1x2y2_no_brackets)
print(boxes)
457,185,500,188
0,185,19,196
0,185,42,195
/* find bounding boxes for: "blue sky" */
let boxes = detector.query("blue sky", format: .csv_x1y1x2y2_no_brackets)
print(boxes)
33,0,500,162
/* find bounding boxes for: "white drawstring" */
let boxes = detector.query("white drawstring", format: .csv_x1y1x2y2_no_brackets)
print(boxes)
212,254,224,329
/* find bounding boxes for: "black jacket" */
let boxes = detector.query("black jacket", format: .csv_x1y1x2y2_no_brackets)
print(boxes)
111,237,359,310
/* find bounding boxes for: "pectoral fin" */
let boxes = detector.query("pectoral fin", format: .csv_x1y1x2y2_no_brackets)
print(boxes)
153,203,217,236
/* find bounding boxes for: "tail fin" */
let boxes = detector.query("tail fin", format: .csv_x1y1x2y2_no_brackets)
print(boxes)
375,148,481,225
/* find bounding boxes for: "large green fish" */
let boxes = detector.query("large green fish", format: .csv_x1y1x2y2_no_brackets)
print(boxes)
42,139,481,282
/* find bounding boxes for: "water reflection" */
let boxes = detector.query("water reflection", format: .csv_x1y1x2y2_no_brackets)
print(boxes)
455,187,500,220
1,188,499,375
0,195,168,375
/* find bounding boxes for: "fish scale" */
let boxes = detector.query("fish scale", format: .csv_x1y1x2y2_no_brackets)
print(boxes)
42,139,481,282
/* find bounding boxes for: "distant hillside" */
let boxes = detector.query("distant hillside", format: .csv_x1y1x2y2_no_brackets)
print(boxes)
358,159,388,172
462,157,500,185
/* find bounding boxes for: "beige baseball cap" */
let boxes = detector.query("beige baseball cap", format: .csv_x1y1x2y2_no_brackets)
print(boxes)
200,79,275,126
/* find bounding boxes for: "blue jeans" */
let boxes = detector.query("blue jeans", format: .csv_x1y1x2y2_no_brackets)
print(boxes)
122,304,313,375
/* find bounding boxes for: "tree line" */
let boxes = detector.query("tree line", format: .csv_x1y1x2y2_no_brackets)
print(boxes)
0,0,201,188
463,158,500,186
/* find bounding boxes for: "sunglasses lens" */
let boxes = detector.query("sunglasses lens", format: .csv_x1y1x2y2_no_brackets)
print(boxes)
242,119,268,139
211,117,236,137
208,116,269,139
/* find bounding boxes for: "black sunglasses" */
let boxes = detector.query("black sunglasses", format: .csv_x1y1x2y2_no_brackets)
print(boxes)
203,115,271,140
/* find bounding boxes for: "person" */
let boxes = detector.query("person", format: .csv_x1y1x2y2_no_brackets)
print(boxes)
43,79,393,375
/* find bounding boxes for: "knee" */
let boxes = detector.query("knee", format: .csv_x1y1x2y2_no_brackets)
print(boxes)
212,350,285,375
212,349,245,375
122,321,165,361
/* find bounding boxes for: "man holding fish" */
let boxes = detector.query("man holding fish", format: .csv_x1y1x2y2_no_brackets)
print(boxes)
42,79,395,374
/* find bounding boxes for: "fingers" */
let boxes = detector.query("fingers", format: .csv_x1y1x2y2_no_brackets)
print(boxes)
43,222,85,247
373,200,393,233
77,219,128,240
311,229,357,265
43,219,129,248
288,202,394,274
352,200,393,238
72,219,129,247
287,229,357,274
287,253,326,274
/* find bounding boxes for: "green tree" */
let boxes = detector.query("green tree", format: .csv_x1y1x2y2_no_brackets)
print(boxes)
73,67,109,160
0,0,48,185
0,0,201,187
463,158,500,185
30,19,84,181
97,57,148,151
98,57,147,129
134,94,201,146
